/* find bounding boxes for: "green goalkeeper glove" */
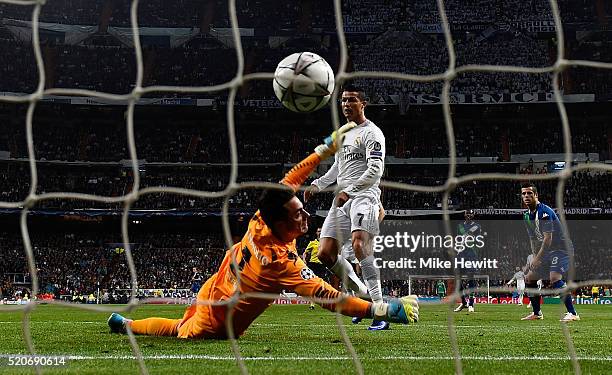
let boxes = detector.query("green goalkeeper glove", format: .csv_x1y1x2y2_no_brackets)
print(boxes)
314,121,357,160
372,295,420,324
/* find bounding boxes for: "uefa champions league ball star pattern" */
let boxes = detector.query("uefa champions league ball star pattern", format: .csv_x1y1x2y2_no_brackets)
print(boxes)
273,52,335,113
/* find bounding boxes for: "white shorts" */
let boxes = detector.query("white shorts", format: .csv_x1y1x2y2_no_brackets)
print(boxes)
517,280,526,292
341,240,359,264
320,196,380,242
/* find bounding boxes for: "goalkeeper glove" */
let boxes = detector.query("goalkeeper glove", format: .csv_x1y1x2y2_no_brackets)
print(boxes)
372,295,419,324
314,121,357,160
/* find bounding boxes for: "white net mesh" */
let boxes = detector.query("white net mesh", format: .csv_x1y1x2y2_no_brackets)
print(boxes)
1,0,612,374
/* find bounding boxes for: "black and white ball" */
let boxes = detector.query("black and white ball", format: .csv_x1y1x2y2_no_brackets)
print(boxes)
273,52,335,113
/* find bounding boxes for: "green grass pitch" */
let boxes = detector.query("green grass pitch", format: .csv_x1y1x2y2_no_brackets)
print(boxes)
0,303,611,374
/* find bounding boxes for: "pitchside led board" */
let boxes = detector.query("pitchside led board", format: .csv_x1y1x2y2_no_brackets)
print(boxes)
373,220,610,282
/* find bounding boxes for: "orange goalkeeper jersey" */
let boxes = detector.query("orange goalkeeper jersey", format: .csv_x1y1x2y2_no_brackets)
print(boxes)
180,153,370,339
196,210,362,338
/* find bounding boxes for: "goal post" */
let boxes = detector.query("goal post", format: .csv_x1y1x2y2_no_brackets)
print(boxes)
408,274,490,301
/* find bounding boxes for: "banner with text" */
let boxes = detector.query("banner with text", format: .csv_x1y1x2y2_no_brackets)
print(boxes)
415,20,556,34
372,207,612,217
369,92,595,106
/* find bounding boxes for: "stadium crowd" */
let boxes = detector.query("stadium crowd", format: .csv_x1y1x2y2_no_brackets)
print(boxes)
0,0,605,28
0,12,611,96
0,107,609,163
351,28,554,96
1,41,610,99
1,35,608,96
2,224,610,303
1,160,612,210
0,231,227,302
1,0,611,307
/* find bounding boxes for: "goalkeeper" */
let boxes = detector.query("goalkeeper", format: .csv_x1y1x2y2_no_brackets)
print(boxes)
108,123,419,339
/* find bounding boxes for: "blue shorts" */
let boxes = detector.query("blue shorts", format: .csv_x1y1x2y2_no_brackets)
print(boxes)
191,282,202,294
533,250,570,278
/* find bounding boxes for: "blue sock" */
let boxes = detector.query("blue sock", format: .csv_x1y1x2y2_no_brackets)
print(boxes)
530,296,541,314
468,280,476,307
552,280,577,315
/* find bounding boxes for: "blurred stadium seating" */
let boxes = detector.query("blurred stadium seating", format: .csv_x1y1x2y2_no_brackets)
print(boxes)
1,0,611,302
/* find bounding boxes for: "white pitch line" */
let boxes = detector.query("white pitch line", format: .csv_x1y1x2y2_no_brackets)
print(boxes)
0,321,99,324
0,322,589,330
0,354,611,362
254,323,563,329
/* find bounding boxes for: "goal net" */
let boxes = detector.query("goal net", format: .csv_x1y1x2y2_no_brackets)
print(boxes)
407,275,490,303
1,0,611,374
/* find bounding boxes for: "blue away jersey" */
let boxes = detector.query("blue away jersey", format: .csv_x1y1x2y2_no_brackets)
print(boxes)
457,220,482,255
523,202,573,253
457,221,482,237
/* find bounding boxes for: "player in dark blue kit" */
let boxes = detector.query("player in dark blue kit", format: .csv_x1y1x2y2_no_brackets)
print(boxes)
454,209,481,313
520,183,579,322
190,267,203,295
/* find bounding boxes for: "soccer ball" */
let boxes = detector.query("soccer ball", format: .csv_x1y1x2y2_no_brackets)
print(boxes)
273,52,335,113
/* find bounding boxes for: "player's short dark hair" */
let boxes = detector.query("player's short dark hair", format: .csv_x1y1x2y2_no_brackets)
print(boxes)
521,182,538,194
341,84,366,101
258,187,295,227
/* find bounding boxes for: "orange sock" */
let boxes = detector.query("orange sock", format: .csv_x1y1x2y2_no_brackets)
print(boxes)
315,284,372,318
280,153,321,191
338,296,372,318
130,318,181,337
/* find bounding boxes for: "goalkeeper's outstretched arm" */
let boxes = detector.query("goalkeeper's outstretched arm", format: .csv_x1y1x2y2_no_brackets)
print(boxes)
280,153,324,192
280,122,356,191
281,257,419,324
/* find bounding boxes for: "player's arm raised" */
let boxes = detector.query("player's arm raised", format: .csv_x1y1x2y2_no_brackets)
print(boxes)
305,156,339,202
507,275,516,286
338,129,385,206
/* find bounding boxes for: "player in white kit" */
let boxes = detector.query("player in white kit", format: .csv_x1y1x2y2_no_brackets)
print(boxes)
507,267,526,305
304,85,388,330
341,204,385,268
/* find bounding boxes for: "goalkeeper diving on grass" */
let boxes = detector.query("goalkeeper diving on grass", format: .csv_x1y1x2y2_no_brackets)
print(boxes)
108,123,419,339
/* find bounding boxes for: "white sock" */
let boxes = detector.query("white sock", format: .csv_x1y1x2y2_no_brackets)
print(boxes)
371,302,388,320
360,255,383,303
330,256,368,296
